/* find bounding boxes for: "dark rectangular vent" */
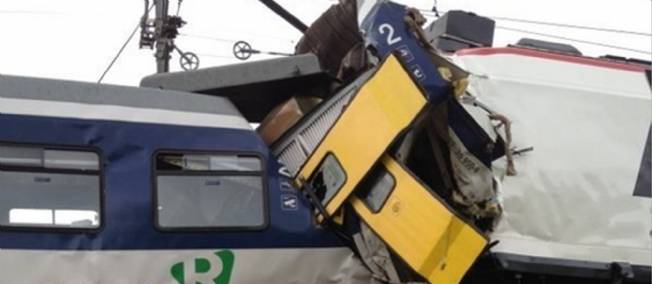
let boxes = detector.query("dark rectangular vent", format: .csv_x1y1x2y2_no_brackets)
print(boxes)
425,10,495,52
515,38,582,55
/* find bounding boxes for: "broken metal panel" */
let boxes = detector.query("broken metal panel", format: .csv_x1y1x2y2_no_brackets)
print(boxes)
352,222,403,283
295,0,362,77
140,54,334,121
447,99,496,167
293,54,427,221
361,1,503,187
351,155,487,284
454,49,652,267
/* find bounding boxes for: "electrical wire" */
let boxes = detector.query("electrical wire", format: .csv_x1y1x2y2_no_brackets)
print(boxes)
195,53,234,59
180,31,295,43
496,25,652,55
98,3,154,83
418,9,652,37
492,16,651,37
0,10,61,15
417,8,651,55
179,33,235,42
418,9,448,16
176,0,183,16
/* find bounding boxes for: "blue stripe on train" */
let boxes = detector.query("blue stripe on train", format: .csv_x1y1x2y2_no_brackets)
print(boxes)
0,114,343,250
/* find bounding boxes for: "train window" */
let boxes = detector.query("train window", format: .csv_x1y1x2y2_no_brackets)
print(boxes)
308,153,346,206
355,165,395,213
0,145,101,229
154,152,266,230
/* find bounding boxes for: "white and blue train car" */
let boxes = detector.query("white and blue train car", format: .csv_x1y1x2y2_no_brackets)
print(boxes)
0,76,370,284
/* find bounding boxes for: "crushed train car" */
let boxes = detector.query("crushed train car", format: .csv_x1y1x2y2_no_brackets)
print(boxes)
0,0,649,283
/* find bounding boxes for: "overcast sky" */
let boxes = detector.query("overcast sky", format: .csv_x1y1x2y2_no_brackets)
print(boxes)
1,0,650,86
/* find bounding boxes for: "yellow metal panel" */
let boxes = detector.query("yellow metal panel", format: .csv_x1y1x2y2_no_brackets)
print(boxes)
351,155,487,284
295,54,426,219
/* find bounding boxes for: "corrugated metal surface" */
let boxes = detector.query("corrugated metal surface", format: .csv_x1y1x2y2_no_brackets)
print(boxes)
272,70,371,176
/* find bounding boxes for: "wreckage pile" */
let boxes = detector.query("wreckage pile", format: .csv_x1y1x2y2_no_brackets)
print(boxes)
141,1,511,283
257,1,508,283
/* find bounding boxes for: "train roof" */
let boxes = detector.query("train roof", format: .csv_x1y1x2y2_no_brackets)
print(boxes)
0,75,251,130
140,53,334,122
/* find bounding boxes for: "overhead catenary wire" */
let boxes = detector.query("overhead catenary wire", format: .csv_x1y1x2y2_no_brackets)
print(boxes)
98,3,154,83
496,25,652,55
176,0,183,16
0,10,61,15
179,33,234,43
418,9,652,37
491,16,651,37
196,51,291,61
180,32,296,44
181,34,294,60
195,53,235,59
418,8,651,55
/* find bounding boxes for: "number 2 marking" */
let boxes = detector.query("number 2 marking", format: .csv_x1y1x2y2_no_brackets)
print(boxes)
378,23,402,45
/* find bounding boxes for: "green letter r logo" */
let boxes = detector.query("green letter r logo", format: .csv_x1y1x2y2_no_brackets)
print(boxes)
171,250,235,284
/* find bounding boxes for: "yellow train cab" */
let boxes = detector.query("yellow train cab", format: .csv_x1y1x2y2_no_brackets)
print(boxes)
293,54,427,222
351,155,487,284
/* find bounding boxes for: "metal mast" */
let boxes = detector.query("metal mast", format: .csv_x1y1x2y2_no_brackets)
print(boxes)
140,0,185,73
154,0,171,73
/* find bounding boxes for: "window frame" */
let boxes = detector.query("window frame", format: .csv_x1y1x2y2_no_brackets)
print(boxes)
0,141,104,233
306,152,349,208
151,149,269,232
355,164,396,214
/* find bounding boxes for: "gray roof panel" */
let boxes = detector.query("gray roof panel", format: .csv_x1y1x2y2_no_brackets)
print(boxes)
140,53,323,91
0,74,242,117
139,53,334,122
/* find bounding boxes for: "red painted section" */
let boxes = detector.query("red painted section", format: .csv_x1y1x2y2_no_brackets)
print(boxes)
455,47,649,73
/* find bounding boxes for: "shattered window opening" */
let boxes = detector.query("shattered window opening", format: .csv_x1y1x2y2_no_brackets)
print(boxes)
307,153,346,206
